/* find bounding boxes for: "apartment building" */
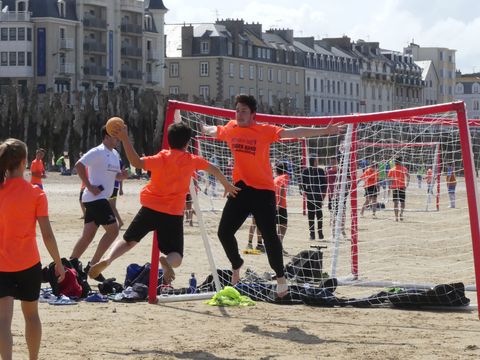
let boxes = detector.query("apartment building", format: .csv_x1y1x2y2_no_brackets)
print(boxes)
0,0,167,93
455,73,480,119
382,50,424,109
404,43,456,103
296,36,361,116
165,20,305,112
415,60,439,105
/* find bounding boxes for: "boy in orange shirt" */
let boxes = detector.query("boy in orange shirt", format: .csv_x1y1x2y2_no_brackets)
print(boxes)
203,94,343,297
0,138,65,360
387,157,410,221
274,162,289,251
359,163,379,217
30,148,47,189
88,122,239,283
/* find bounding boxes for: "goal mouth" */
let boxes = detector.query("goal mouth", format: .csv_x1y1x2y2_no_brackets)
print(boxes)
146,100,480,312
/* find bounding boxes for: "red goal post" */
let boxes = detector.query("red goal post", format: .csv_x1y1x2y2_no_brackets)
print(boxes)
147,100,480,317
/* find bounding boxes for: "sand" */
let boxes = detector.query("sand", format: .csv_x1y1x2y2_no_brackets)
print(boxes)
9,173,480,360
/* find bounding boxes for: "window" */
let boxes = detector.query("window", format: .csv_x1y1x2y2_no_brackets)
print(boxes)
356,83,359,96
332,81,335,94
306,77,310,91
257,66,263,80
27,52,32,66
247,45,252,58
169,86,179,95
239,64,244,79
313,78,317,91
314,98,318,113
350,82,353,96
286,70,291,84
9,52,16,66
229,63,234,77
60,28,65,40
240,87,245,94
199,85,210,100
277,69,281,83
344,82,347,95
0,52,7,66
474,100,479,111
249,88,255,96
58,0,66,17
439,51,444,61
320,79,324,92
1,28,7,41
249,65,254,80
18,28,25,41
229,86,235,99
9,28,16,41
18,52,25,66
200,62,208,77
227,41,232,56
200,41,209,55
295,71,299,85
238,44,243,57
27,28,32,41
169,63,179,77
268,68,273,82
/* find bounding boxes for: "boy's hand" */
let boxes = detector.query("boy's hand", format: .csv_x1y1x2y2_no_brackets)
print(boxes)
55,263,66,283
223,183,241,198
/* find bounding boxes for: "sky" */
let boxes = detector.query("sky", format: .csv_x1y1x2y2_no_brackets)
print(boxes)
163,0,479,74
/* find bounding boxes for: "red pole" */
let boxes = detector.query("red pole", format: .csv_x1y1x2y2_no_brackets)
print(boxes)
148,101,178,304
302,138,307,216
350,124,359,278
436,144,441,211
456,104,480,319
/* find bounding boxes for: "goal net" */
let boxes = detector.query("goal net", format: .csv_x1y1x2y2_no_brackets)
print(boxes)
148,100,480,310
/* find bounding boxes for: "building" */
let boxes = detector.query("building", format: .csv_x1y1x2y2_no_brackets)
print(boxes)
165,20,305,112
404,43,456,103
415,60,439,105
455,73,480,119
0,0,167,94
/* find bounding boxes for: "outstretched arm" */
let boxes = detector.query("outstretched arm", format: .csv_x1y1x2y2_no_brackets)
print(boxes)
111,125,144,170
206,163,240,198
280,122,344,139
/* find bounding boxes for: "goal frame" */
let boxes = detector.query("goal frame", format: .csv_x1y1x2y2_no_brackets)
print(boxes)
147,100,480,317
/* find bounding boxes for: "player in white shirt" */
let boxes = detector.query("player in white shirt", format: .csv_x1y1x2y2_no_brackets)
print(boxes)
70,125,128,281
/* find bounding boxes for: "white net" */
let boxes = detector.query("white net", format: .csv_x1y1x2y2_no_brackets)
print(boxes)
152,101,479,308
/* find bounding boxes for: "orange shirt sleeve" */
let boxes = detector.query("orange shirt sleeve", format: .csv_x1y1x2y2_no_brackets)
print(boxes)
36,190,49,217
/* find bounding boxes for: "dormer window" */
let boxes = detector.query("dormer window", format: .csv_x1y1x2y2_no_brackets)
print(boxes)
57,0,65,18
17,1,26,12
144,14,152,31
200,40,209,55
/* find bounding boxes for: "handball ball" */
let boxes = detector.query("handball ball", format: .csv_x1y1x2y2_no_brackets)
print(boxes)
106,117,125,135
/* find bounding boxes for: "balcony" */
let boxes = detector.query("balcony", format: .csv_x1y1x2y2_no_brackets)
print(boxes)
84,41,107,53
83,17,107,29
121,45,142,58
0,11,30,22
59,38,74,50
120,23,143,34
146,50,161,62
121,68,142,80
146,72,161,84
59,63,75,75
83,64,107,77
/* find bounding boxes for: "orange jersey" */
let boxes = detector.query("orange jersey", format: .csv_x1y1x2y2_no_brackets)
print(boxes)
30,158,45,185
217,120,283,191
274,174,289,208
141,149,209,215
388,165,409,189
360,167,378,188
0,177,48,271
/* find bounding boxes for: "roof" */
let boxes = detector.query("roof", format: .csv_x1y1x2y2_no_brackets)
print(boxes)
145,0,168,10
193,24,231,38
2,0,78,21
262,32,297,52
415,60,433,80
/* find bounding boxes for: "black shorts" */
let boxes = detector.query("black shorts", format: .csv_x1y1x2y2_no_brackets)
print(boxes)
84,199,117,226
186,193,192,203
109,187,119,199
124,206,184,257
0,262,42,301
365,185,378,197
276,207,288,226
392,188,406,203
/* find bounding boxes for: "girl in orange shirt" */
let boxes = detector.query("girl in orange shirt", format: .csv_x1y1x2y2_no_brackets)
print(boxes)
0,138,65,360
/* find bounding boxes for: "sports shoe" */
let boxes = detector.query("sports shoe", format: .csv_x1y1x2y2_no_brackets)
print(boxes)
309,233,315,240
255,244,265,253
318,231,324,240
246,242,253,250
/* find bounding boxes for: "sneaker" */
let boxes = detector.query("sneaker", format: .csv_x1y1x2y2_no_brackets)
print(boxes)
309,233,315,240
255,244,265,253
246,243,253,250
318,231,324,240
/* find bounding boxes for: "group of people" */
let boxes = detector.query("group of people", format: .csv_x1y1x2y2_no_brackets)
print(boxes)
0,94,343,358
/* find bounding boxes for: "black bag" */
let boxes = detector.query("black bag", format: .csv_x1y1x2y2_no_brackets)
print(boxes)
387,283,470,308
285,247,326,283
42,258,91,298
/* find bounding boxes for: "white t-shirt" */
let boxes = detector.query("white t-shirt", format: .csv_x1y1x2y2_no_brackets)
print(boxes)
80,143,121,203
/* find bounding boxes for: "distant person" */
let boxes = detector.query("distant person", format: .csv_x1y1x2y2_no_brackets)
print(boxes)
30,148,47,189
387,157,410,222
246,217,264,252
359,163,379,217
416,166,425,188
425,168,434,195
0,138,65,360
301,157,327,240
204,155,219,196
56,155,66,175
446,166,457,209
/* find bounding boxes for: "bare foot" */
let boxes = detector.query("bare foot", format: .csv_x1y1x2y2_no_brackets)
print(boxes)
88,259,109,279
276,277,289,298
159,256,175,284
231,267,241,285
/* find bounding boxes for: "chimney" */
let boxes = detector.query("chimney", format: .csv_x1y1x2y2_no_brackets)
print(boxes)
181,25,194,57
